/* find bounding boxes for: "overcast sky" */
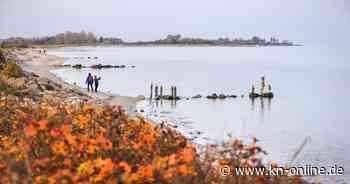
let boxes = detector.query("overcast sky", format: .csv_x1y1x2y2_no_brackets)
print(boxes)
0,0,349,45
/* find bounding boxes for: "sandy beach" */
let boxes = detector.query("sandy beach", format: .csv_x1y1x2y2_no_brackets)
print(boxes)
14,48,142,112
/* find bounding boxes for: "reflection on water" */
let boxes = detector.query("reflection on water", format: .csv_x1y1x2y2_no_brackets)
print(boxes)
249,97,272,123
150,99,177,109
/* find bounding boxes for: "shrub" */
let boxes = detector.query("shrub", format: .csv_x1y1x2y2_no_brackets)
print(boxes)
1,62,23,78
0,49,6,70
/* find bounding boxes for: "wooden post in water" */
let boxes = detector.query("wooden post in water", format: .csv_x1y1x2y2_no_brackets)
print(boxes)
155,85,159,98
260,76,265,95
150,83,153,100
160,85,163,100
174,86,177,100
171,86,174,99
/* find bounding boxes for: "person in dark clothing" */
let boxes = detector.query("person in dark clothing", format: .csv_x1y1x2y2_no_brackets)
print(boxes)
86,73,94,92
94,75,101,92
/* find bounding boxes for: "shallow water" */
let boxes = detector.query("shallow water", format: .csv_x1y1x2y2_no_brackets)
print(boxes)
50,45,350,182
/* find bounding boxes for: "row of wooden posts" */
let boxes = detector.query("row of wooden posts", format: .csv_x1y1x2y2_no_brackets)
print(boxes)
150,83,178,100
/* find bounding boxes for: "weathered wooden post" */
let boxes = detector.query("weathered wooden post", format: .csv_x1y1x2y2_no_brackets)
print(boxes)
160,85,163,100
260,76,265,95
171,86,174,100
150,83,153,100
155,85,159,98
174,86,177,100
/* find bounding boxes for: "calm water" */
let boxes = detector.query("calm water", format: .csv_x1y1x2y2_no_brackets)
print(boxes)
50,46,350,183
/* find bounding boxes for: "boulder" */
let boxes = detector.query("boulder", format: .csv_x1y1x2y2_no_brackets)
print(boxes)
206,93,218,99
72,64,83,69
192,94,202,99
103,65,113,68
218,94,226,99
228,95,237,98
249,92,260,98
261,92,274,98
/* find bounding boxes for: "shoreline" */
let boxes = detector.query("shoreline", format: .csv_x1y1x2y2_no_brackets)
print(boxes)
14,48,142,112
29,43,302,49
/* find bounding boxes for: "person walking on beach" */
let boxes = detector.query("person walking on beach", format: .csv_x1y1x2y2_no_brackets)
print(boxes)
86,73,94,92
94,75,101,92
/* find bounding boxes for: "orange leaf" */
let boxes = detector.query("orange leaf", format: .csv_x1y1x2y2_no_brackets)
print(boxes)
50,128,61,137
100,158,114,176
144,164,153,178
38,119,48,130
76,115,90,128
83,104,93,113
25,125,37,137
118,161,131,173
62,121,70,132
182,148,194,164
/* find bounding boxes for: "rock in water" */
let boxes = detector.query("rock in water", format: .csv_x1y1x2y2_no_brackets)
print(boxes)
249,92,260,98
192,94,202,99
261,92,274,98
206,93,218,99
218,94,226,99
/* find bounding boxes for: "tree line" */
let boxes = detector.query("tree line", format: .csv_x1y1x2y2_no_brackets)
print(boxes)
1,32,294,48
0,31,124,48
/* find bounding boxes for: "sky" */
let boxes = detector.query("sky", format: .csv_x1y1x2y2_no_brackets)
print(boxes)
0,0,349,45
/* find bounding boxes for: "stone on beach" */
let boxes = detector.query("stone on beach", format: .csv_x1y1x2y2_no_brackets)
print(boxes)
72,64,83,69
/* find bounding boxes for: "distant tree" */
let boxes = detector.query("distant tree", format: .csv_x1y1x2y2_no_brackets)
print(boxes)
87,32,97,44
55,33,65,44
165,34,181,43
47,36,56,45
99,37,104,43
251,36,260,43
1,37,29,48
78,30,88,44
64,31,74,44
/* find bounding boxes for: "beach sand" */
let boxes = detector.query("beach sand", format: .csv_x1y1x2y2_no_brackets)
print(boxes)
15,48,142,112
